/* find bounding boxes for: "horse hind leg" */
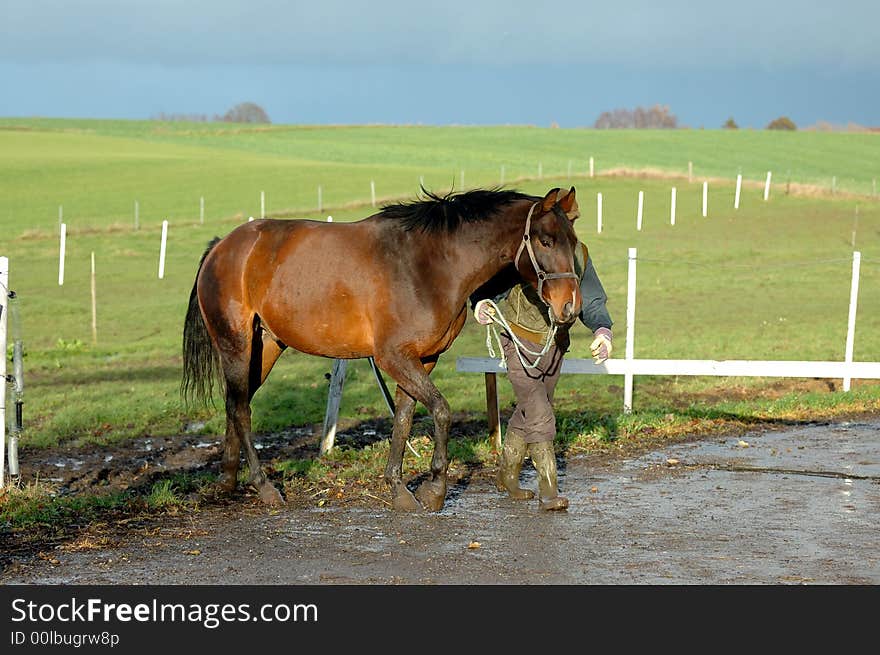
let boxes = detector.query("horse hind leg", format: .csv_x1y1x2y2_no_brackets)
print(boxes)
240,324,287,505
220,323,286,506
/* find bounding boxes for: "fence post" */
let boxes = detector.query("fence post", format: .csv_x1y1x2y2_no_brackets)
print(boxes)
637,191,644,231
158,220,168,279
670,188,677,225
597,192,603,233
702,181,708,217
371,180,376,208
321,359,348,455
843,251,861,392
589,156,594,178
90,252,97,344
734,174,742,209
58,223,66,286
764,171,772,201
624,247,637,413
0,256,7,487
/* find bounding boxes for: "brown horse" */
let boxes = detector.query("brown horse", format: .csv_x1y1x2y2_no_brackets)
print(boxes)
182,186,582,511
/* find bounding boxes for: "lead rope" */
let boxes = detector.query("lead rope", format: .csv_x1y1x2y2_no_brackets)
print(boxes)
479,299,558,371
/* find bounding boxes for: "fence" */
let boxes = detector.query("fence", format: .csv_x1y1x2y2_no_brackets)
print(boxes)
456,248,880,449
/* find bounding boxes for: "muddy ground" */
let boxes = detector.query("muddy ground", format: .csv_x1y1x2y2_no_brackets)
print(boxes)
2,417,878,584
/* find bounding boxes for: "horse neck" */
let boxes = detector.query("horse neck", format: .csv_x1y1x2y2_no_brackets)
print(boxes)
450,199,532,298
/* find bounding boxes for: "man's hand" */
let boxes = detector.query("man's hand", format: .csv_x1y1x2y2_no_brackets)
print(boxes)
473,299,496,325
590,327,613,364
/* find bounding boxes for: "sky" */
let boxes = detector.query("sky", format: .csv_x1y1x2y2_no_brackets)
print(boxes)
1,0,878,128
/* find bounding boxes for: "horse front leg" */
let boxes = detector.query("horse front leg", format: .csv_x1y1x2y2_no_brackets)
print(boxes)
383,387,421,511
376,354,449,511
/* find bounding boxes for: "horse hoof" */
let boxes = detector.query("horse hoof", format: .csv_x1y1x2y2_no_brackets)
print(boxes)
415,480,447,512
217,473,238,494
391,488,422,512
258,482,285,507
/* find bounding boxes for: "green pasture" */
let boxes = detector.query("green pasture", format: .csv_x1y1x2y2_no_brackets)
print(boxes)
1,119,878,238
0,119,879,455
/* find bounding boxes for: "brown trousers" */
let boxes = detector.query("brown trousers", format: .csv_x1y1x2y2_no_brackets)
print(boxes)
501,332,565,444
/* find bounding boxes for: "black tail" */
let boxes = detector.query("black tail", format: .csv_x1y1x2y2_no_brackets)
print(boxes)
182,237,222,407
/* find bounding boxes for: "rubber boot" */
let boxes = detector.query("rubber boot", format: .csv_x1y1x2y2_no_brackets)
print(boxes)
495,432,535,500
528,441,569,511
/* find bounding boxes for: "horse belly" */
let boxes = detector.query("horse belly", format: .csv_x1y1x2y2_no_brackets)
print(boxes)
254,228,378,358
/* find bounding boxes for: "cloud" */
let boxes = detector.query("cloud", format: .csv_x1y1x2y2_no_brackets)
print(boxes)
1,0,877,71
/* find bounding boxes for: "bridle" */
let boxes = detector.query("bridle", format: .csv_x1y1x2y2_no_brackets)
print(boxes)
513,202,579,308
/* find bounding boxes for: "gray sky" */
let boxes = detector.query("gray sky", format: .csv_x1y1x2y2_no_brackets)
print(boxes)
2,0,878,127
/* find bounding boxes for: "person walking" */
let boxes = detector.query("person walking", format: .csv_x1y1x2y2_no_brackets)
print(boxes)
473,192,613,511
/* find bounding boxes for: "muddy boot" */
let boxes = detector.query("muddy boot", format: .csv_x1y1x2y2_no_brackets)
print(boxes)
528,441,569,511
495,432,535,500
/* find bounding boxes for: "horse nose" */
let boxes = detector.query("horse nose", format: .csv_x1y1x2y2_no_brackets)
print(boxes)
561,301,575,323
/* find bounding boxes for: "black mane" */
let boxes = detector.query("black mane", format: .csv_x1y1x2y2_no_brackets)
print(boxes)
379,187,536,233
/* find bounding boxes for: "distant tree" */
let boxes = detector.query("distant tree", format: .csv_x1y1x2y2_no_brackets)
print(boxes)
594,104,678,129
766,116,797,131
723,117,739,129
221,102,271,124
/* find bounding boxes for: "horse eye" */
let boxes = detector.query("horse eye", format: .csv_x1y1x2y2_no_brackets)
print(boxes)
540,238,553,248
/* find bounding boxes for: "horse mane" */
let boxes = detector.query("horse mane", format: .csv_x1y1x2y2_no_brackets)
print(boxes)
379,187,536,233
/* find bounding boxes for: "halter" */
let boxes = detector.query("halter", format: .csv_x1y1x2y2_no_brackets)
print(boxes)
513,202,579,308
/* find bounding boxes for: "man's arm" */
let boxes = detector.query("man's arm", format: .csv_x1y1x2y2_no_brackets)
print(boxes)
580,256,614,363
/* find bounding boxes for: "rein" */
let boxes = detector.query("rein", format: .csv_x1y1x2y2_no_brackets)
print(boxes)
480,299,558,371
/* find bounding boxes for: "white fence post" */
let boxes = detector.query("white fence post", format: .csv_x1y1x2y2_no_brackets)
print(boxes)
843,251,861,392
637,191,644,231
589,156,594,178
597,192,603,233
58,223,66,286
158,220,168,279
371,180,376,208
0,256,7,487
702,181,708,217
670,188,677,226
260,190,266,219
90,252,97,345
734,174,742,209
764,171,772,201
624,248,637,413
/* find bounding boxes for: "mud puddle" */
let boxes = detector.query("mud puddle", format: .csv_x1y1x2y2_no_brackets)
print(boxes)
4,419,879,584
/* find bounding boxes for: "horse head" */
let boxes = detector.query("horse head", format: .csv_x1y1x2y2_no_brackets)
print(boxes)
513,187,583,325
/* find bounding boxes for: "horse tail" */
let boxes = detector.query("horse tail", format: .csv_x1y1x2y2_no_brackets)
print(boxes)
182,237,223,407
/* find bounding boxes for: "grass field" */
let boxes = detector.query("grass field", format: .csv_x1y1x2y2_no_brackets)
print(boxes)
2,118,878,237
1,118,879,455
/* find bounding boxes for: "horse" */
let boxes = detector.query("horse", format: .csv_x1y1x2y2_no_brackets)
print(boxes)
182,185,583,511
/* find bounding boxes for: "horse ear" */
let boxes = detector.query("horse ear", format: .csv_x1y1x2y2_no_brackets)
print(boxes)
541,188,562,212
558,186,578,220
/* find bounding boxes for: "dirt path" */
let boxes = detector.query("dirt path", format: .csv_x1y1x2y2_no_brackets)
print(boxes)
3,419,879,584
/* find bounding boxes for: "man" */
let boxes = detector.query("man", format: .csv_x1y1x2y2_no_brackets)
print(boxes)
473,191,613,511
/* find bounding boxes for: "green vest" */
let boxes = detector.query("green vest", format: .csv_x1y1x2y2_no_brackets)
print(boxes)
498,242,588,345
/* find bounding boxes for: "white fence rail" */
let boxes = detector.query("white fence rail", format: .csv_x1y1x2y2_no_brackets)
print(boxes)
456,247,877,445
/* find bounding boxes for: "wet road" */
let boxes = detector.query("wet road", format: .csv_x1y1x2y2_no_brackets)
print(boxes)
3,420,879,584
